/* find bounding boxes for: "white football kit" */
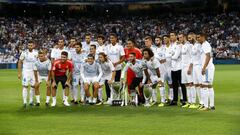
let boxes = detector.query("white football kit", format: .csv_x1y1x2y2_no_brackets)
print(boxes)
181,42,193,84
200,41,215,85
33,59,51,83
20,49,38,86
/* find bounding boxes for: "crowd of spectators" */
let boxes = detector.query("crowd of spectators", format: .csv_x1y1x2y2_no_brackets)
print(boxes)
0,12,239,63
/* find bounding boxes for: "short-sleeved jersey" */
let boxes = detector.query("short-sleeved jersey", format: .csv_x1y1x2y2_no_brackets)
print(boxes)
50,47,71,60
19,49,38,71
181,42,192,67
124,47,142,60
191,42,202,65
52,60,73,76
71,51,86,75
122,59,144,78
201,41,214,69
33,59,51,77
142,57,160,76
164,45,172,68
99,60,115,78
96,45,106,54
81,62,102,78
105,43,125,70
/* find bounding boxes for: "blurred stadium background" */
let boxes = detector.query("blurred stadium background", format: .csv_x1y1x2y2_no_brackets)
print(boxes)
0,0,239,68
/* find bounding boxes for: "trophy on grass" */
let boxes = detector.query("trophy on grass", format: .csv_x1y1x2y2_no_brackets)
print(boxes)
111,82,126,106
143,84,153,107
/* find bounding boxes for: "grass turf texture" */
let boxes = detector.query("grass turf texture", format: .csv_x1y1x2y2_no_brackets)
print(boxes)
0,65,239,135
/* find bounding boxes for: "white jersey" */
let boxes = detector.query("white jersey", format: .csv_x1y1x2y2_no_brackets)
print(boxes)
71,51,86,75
164,45,172,69
121,60,144,79
171,42,182,71
33,59,51,77
191,42,202,65
19,49,38,71
105,43,125,70
50,47,71,60
96,45,107,54
80,62,103,81
181,42,192,68
142,57,161,76
201,41,214,69
99,60,115,80
155,45,167,73
81,41,98,54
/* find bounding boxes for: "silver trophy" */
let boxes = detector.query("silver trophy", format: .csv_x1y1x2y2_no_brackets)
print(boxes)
143,84,152,107
111,82,124,106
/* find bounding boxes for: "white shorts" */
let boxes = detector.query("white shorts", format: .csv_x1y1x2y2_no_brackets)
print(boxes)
164,69,172,84
148,69,164,84
192,65,202,84
181,66,193,84
201,66,215,85
39,76,48,83
72,75,82,86
84,77,99,84
22,71,35,86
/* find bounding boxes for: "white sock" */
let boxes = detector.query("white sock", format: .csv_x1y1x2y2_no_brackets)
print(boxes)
29,87,35,103
187,87,191,103
209,87,215,107
36,95,40,103
62,89,66,101
98,88,103,102
191,86,196,104
73,85,78,101
65,96,68,102
22,87,28,104
70,87,74,100
152,88,157,102
169,88,173,100
52,97,56,104
46,96,50,103
196,87,201,104
202,88,209,108
159,87,165,103
200,88,204,105
178,87,183,100
80,85,85,101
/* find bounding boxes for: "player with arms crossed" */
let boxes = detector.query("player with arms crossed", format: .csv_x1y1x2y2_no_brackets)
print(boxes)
33,50,51,106
80,54,103,104
51,51,73,107
197,33,215,111
18,40,38,107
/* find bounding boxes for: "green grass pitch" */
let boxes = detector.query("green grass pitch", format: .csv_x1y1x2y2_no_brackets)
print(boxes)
0,65,239,135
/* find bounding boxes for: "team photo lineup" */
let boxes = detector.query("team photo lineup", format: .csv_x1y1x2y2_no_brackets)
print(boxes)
18,31,215,111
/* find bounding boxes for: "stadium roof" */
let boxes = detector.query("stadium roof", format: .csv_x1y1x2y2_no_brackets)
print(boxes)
0,0,203,5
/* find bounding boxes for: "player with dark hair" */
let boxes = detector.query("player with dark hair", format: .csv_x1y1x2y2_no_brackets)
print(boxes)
51,51,73,107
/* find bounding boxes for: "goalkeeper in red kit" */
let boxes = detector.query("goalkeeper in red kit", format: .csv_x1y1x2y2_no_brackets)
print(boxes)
51,51,73,107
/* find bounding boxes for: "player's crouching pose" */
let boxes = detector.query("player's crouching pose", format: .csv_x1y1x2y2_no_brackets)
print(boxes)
80,54,103,104
51,51,73,107
70,42,86,104
98,52,115,105
33,51,52,106
18,40,38,107
142,48,163,107
121,52,144,106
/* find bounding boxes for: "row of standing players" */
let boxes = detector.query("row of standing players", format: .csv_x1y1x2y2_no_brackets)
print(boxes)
18,32,215,110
